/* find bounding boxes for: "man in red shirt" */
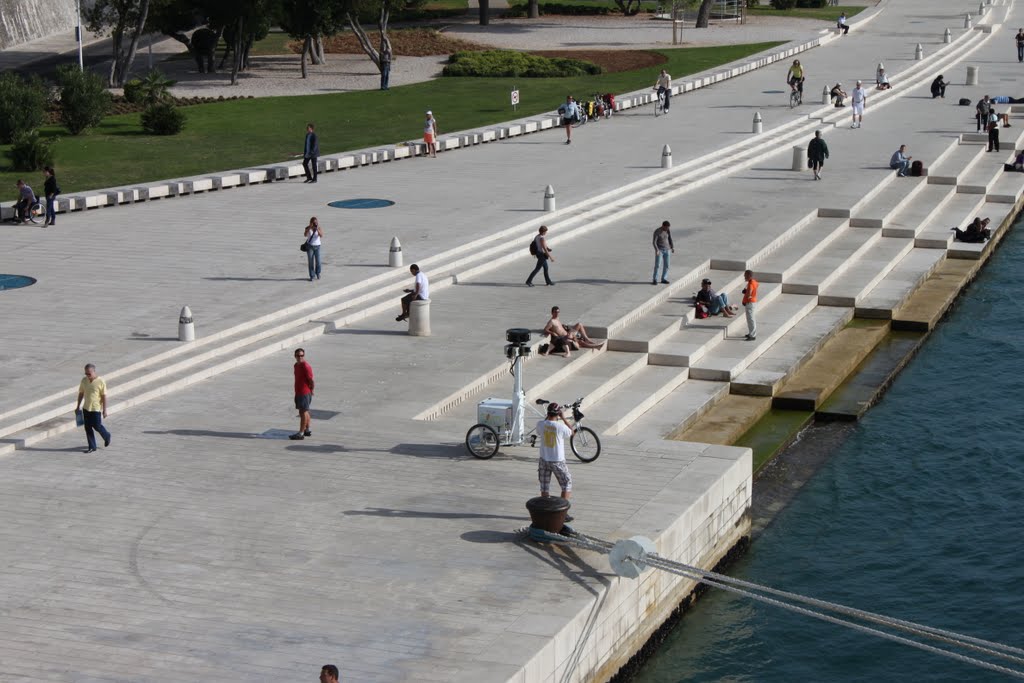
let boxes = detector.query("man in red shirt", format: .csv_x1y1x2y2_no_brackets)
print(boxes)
742,270,759,341
291,348,315,440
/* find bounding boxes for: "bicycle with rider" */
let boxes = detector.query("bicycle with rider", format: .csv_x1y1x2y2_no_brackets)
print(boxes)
787,59,805,94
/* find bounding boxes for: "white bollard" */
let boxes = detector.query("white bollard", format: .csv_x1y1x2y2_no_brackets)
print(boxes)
752,111,763,134
876,62,885,83
822,85,830,105
915,43,924,61
388,236,403,268
661,144,672,169
178,305,195,342
792,146,805,172
967,65,979,85
964,13,972,29
944,28,952,43
543,185,556,212
978,2,985,15
408,299,431,337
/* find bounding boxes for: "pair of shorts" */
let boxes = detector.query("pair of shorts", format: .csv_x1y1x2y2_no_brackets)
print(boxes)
538,459,572,494
295,393,312,411
852,103,864,116
424,132,435,144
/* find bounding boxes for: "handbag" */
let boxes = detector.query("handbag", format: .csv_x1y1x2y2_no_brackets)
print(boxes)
300,242,309,252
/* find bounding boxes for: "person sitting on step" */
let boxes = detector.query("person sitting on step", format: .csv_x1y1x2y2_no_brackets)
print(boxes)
830,82,847,107
540,306,604,357
696,278,735,318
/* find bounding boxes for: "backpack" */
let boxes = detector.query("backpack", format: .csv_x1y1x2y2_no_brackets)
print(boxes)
694,301,709,319
910,160,924,177
959,98,971,106
529,238,538,256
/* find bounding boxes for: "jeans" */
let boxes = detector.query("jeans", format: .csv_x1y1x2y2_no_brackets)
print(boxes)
1018,43,1023,61
891,160,909,176
989,129,1000,152
303,156,318,182
83,410,110,450
709,293,729,315
652,249,670,281
307,245,321,280
527,255,552,285
45,194,56,223
745,302,757,338
657,86,671,111
15,198,29,222
381,63,391,90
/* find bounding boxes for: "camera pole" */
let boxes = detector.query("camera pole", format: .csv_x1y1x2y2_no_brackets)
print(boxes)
511,353,526,444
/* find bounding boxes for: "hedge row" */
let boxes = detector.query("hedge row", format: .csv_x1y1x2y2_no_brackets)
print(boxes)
443,50,602,78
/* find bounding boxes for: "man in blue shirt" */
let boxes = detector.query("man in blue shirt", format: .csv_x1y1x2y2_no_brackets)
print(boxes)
14,179,35,223
889,145,912,177
303,123,319,183
557,96,579,145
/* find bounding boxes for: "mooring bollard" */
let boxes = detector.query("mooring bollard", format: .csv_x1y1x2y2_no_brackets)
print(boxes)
944,28,952,43
967,65,979,85
964,13,972,29
661,144,672,169
543,185,556,212
388,236,403,268
792,146,804,172
915,43,924,61
752,111,763,134
178,306,195,342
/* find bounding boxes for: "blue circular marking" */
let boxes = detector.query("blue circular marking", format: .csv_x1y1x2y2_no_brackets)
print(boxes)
0,274,36,291
328,198,396,209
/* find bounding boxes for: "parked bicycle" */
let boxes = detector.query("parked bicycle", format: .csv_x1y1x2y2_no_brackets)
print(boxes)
465,396,602,462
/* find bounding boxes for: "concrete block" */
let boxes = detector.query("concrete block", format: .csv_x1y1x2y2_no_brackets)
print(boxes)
524,121,538,133
103,191,120,206
409,300,431,336
482,130,497,142
336,156,357,169
393,146,412,160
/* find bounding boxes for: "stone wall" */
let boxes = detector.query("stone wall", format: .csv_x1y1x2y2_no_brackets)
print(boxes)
0,0,82,50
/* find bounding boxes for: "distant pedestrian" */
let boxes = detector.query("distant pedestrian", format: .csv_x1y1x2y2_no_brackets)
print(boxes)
319,664,339,683
654,69,672,112
75,363,111,454
303,123,319,183
303,216,323,281
837,13,849,34
651,220,674,284
807,130,829,181
526,225,555,287
830,82,847,106
889,145,912,177
930,75,947,99
379,41,392,90
423,111,438,158
876,68,891,90
1016,28,1024,62
742,270,758,341
537,402,574,501
976,95,991,132
396,264,429,322
988,116,1001,152
42,166,59,226
290,348,314,440
557,95,579,144
851,80,866,128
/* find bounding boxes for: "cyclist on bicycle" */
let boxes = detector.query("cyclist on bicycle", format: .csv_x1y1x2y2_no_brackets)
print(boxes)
14,179,35,224
787,59,805,95
654,69,672,113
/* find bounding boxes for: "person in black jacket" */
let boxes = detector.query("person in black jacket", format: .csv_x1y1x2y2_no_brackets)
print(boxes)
42,166,59,226
302,123,319,183
807,130,830,181
930,75,947,99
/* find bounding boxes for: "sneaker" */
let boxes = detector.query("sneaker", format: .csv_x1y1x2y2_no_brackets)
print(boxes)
289,433,305,440
83,448,97,454
565,514,575,523
661,279,670,284
565,139,571,145
745,334,757,341
103,434,111,448
525,282,534,287
395,315,407,322
651,280,657,285
303,429,312,437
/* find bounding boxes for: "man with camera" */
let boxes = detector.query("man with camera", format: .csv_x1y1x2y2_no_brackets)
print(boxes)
537,402,575,502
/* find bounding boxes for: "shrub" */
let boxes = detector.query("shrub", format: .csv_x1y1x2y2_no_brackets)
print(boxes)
8,130,56,171
795,0,828,6
141,101,186,135
769,0,796,8
136,69,177,106
505,2,612,15
123,79,144,104
443,50,601,78
56,64,111,135
0,73,48,144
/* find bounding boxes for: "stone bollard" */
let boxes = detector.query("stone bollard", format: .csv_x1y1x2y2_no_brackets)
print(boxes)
944,28,952,43
408,299,431,336
822,85,830,104
661,144,672,169
967,65,979,85
543,185,556,212
964,13,972,29
178,306,195,342
526,496,571,533
915,43,924,61
792,146,805,172
876,62,885,82
752,111,763,134
977,2,985,15
388,236,403,268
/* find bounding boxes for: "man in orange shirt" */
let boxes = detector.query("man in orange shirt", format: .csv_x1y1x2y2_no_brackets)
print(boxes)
742,270,758,341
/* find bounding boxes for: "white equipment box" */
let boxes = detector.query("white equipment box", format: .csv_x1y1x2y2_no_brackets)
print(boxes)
477,398,513,437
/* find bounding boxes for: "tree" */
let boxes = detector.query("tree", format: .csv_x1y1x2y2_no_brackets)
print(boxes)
695,0,714,27
338,0,422,77
55,64,112,135
278,0,345,78
208,0,274,84
611,0,641,16
85,0,152,87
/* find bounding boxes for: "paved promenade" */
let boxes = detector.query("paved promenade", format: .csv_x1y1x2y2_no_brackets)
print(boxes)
2,0,1023,680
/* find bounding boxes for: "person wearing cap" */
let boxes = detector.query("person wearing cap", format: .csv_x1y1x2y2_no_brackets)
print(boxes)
830,82,847,107
537,402,574,502
696,279,734,318
851,80,867,128
423,110,438,158
651,220,674,285
742,270,758,341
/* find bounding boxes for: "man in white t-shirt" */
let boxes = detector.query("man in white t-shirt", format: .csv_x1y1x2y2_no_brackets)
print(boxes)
851,80,867,128
537,402,574,500
397,263,429,322
654,69,672,112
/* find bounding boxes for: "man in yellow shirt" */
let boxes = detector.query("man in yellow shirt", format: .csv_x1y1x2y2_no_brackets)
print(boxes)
75,363,111,453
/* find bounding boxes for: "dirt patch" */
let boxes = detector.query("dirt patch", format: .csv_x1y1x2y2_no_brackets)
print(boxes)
290,28,491,56
529,49,666,73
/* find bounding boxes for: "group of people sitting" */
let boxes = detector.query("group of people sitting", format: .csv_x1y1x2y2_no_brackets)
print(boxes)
952,217,992,243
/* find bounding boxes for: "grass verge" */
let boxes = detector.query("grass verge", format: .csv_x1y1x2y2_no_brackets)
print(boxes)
746,5,865,22
1,41,782,193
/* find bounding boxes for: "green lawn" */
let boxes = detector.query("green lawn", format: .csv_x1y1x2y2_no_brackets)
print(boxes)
746,5,865,21
2,42,782,193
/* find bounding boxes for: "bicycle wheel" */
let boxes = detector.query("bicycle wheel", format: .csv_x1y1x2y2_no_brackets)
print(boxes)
574,112,588,127
27,202,44,224
789,91,799,109
465,423,500,459
655,95,663,117
571,426,601,463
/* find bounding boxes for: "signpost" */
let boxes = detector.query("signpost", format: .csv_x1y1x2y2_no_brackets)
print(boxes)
511,87,520,112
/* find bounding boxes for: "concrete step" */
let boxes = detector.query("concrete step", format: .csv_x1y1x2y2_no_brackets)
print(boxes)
958,152,1006,194
914,192,988,249
856,248,947,318
927,140,986,185
818,237,915,307
986,170,1024,204
882,183,956,238
619,379,730,442
583,364,691,436
731,306,853,396
783,228,880,295
688,293,819,381
527,350,648,411
751,215,850,282
850,176,928,228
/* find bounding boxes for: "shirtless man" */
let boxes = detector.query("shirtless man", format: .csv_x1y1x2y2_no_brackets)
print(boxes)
541,306,603,357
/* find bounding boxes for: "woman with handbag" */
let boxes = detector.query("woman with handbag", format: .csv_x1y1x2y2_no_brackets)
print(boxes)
42,166,60,226
303,217,323,281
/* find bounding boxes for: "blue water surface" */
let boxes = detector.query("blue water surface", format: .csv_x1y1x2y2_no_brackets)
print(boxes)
635,223,1024,682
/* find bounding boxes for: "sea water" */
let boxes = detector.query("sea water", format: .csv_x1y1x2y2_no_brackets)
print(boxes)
634,221,1024,682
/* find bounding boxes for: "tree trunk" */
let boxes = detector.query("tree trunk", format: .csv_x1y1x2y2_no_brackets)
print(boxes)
301,35,311,78
230,17,243,85
528,0,539,18
479,0,489,25
312,34,326,65
695,0,714,28
345,11,381,68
